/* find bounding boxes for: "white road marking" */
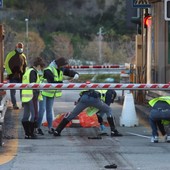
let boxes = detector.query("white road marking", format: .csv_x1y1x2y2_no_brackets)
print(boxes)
126,132,150,139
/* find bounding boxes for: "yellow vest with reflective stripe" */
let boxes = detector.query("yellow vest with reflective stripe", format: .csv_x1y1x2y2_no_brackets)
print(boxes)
22,68,40,103
96,90,107,102
79,90,106,101
42,66,63,98
4,50,27,75
149,96,170,107
149,96,170,125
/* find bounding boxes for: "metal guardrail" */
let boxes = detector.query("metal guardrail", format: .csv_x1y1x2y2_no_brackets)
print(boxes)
69,68,126,74
66,65,124,69
65,65,127,74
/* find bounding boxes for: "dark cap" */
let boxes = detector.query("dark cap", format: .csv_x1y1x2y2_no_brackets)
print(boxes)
55,57,68,67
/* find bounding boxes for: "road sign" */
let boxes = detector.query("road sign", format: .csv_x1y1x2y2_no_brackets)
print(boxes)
0,0,3,8
164,0,170,21
132,0,151,8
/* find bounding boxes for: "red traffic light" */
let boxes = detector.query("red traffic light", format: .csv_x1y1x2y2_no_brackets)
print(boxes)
144,15,152,27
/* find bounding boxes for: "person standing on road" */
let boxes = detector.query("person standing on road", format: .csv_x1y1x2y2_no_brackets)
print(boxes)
4,42,27,109
53,89,122,137
21,57,45,139
37,57,79,135
149,96,170,143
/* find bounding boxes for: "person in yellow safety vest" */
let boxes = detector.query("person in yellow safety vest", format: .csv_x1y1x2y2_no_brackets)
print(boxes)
53,89,122,137
36,57,79,135
21,57,45,139
148,96,170,143
4,42,27,110
95,89,118,135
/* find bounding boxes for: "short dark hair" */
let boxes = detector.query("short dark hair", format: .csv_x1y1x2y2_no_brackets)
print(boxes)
33,57,45,67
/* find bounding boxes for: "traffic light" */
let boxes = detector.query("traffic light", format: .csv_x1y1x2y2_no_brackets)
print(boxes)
164,0,170,21
144,15,152,28
131,16,142,34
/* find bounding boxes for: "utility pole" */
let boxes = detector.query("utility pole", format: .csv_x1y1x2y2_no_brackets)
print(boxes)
97,27,104,64
0,25,4,83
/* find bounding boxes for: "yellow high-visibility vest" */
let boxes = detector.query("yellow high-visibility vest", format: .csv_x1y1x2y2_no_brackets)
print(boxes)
22,68,40,103
42,66,63,98
149,96,170,107
149,96,170,125
96,90,107,102
79,90,106,101
4,50,27,75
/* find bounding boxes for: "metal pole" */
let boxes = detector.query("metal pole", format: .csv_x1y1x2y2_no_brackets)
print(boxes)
98,27,103,64
99,27,102,64
25,18,28,58
0,25,4,83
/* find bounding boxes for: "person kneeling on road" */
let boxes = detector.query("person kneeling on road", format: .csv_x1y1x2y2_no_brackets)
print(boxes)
53,90,122,137
149,96,170,143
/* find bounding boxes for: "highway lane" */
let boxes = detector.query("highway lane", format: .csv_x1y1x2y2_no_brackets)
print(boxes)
1,90,170,170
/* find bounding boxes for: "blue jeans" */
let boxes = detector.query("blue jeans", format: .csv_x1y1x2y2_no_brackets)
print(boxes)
66,94,113,121
22,100,35,122
149,101,170,137
9,78,21,106
38,96,54,129
149,108,170,137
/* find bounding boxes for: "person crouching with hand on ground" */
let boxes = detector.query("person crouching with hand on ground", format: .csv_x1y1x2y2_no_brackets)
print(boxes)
149,96,170,143
53,89,122,137
21,57,45,139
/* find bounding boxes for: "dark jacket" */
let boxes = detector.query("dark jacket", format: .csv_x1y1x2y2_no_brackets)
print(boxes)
29,67,39,97
43,67,78,83
5,50,27,81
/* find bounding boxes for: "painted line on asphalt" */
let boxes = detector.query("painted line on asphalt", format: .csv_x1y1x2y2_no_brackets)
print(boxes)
126,132,150,139
0,109,19,165
0,139,18,165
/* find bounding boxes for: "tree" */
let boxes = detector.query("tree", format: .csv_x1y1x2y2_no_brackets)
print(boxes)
49,32,74,60
81,38,114,64
28,1,47,20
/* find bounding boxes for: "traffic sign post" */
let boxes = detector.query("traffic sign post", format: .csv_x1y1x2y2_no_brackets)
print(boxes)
132,0,151,8
0,0,3,8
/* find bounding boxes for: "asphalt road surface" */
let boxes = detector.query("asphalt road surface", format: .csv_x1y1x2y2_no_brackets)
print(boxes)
0,90,170,170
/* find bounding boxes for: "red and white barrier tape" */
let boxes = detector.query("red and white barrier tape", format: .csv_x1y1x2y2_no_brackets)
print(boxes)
65,65,124,69
0,83,170,90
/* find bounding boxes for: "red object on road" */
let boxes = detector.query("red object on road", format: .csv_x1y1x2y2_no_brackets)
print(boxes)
42,113,72,127
42,111,100,128
78,111,99,127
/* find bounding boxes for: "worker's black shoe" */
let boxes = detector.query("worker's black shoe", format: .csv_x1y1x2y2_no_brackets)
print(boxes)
111,130,123,137
48,128,55,134
37,128,44,135
53,130,61,136
30,134,37,139
13,105,19,110
24,135,31,139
